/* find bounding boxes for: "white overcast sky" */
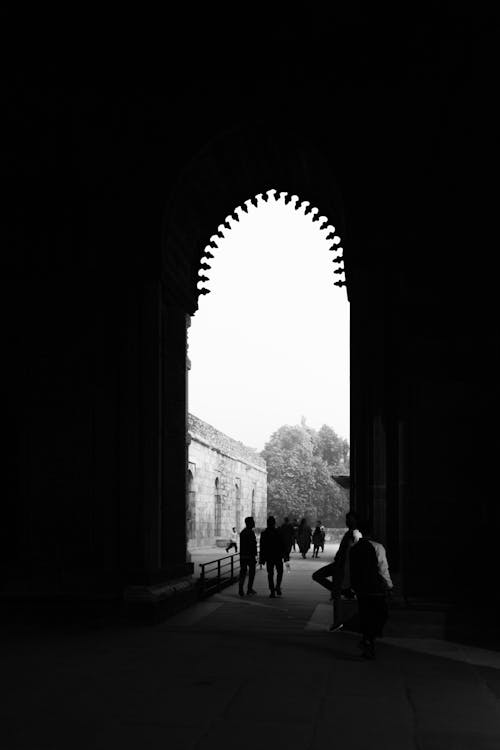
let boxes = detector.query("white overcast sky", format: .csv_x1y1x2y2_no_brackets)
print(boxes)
188,193,349,452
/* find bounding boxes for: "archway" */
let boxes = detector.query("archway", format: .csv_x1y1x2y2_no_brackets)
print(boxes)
162,127,349,318
187,470,196,543
188,188,349,542
161,126,354,576
235,481,241,533
214,478,222,537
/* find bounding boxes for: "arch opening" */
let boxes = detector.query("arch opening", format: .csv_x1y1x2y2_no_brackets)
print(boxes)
195,188,346,302
188,189,350,545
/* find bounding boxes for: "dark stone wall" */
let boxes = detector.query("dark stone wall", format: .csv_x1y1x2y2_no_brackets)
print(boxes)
2,12,498,614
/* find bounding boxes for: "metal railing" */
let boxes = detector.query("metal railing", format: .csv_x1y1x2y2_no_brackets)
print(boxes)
198,553,240,597
198,544,261,598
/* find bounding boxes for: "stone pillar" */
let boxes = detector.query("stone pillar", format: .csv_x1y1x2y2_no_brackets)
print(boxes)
372,415,387,544
383,288,402,576
120,281,164,582
349,268,388,533
123,290,194,610
397,417,408,596
161,302,192,577
140,282,163,572
349,296,370,519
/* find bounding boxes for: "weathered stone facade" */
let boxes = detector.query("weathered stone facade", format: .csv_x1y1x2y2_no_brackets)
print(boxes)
187,414,267,548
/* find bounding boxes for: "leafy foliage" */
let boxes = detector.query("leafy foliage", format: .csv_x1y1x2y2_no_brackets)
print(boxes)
261,418,349,526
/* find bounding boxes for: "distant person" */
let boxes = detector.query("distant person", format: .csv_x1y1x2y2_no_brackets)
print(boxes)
226,527,238,554
319,521,326,552
291,518,299,551
238,517,257,597
279,517,295,561
312,523,323,558
350,519,393,659
297,518,312,558
259,516,287,597
311,510,360,631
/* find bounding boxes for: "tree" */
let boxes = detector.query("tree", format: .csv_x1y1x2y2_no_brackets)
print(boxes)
316,424,350,472
262,424,314,520
261,420,349,526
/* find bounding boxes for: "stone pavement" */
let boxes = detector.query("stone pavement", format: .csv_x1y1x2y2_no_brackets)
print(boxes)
188,541,341,574
2,550,500,749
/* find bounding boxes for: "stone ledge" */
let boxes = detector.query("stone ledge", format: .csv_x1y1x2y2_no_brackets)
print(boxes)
123,576,196,604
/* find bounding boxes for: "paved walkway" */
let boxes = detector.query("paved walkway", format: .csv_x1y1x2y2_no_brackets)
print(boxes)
3,549,500,749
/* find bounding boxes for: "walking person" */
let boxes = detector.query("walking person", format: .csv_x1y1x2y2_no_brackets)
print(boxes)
279,517,295,562
226,527,238,554
297,517,312,559
312,523,323,558
259,516,287,597
291,518,299,552
311,510,360,631
350,518,393,659
319,521,326,552
238,517,257,597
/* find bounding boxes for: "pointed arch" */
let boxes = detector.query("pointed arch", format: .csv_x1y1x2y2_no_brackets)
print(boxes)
187,469,196,542
193,189,346,305
162,126,349,314
214,477,222,537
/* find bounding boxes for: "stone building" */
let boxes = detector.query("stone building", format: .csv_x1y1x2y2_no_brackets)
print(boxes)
187,414,267,548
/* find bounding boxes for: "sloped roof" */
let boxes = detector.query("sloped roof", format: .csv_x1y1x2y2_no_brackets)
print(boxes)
188,413,266,471
332,474,350,489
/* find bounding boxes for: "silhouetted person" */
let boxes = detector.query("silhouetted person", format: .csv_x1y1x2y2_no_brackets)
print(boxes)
239,517,257,597
312,523,322,558
279,516,294,561
291,518,299,551
311,510,360,631
319,521,326,552
226,527,238,554
259,516,287,597
350,519,393,659
297,517,312,558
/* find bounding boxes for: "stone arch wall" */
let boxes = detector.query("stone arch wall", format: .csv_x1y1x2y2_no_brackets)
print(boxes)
162,127,349,315
192,188,346,304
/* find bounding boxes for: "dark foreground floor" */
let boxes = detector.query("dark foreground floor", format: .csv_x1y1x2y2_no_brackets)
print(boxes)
2,551,500,749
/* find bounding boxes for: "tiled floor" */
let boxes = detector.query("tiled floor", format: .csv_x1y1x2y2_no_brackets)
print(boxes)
3,550,500,749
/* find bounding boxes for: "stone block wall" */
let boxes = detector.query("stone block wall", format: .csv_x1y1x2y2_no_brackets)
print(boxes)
187,415,267,548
